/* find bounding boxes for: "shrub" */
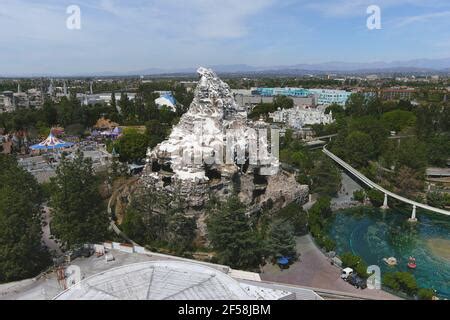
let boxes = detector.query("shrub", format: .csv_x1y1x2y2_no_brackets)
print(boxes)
321,237,336,252
308,197,336,252
353,190,366,202
340,252,369,278
418,288,435,300
383,272,418,296
367,189,384,207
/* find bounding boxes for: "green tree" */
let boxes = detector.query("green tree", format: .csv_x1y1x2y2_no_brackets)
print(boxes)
346,93,366,117
394,166,424,197
207,196,265,270
396,137,427,171
427,191,450,209
311,156,341,197
366,97,383,116
307,197,335,252
114,131,149,163
353,190,366,202
348,116,388,157
325,103,345,116
119,93,134,123
273,95,294,110
344,131,375,167
50,152,109,249
367,189,384,207
0,155,50,283
145,119,167,148
426,135,450,167
42,99,58,127
381,110,416,132
267,220,297,258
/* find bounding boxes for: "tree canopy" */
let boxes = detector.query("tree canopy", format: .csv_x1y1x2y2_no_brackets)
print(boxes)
50,151,109,249
0,155,50,283
207,196,266,270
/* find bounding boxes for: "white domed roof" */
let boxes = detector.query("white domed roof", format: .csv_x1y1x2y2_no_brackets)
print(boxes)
54,260,256,300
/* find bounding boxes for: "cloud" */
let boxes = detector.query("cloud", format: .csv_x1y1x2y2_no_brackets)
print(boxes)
395,10,450,27
92,0,275,39
303,0,450,17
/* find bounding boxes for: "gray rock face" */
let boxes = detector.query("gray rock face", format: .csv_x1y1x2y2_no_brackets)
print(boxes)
139,67,308,210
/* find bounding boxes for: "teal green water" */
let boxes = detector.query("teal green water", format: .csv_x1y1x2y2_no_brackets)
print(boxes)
328,206,450,299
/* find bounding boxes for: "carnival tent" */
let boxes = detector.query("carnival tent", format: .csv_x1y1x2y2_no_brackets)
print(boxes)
30,132,74,151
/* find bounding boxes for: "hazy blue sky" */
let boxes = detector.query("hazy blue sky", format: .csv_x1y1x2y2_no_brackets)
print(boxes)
1,0,450,74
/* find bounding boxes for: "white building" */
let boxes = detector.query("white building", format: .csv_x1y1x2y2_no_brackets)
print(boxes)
155,93,177,112
269,106,334,129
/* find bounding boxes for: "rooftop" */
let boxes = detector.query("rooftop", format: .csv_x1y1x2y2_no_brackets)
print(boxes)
0,245,322,300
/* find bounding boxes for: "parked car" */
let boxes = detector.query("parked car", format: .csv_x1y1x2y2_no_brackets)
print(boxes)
347,274,367,289
341,267,354,279
68,246,94,260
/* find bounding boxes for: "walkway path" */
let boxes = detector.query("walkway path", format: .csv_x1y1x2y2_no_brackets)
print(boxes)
41,205,62,256
260,235,401,300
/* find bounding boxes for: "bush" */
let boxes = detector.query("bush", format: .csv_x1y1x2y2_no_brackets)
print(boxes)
353,190,366,202
418,288,435,300
427,191,450,209
367,189,384,207
321,237,336,252
340,252,369,278
383,272,418,296
308,197,336,252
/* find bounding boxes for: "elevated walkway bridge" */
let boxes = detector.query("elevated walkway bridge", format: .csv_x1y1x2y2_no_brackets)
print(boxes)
323,146,450,221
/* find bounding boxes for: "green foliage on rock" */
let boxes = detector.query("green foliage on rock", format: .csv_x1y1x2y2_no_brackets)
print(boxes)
122,191,196,255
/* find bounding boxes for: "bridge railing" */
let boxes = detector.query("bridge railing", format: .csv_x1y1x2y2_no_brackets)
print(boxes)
323,146,450,216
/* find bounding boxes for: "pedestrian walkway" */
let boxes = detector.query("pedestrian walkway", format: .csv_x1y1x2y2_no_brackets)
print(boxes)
261,235,401,300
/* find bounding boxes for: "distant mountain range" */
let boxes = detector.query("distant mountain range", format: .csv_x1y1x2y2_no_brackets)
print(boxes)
127,58,450,76
3,58,450,78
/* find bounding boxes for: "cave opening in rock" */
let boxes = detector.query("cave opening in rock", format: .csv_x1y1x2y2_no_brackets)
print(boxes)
161,163,174,173
205,166,222,181
253,173,268,185
252,189,266,199
152,161,161,172
162,176,172,187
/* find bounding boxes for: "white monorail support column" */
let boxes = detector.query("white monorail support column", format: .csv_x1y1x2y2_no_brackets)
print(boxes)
408,205,418,223
381,193,389,210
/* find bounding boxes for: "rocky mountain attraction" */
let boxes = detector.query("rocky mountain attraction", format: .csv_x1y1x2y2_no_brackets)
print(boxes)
138,67,308,216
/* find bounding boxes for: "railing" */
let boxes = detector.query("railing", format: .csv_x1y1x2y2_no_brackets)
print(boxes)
323,146,450,216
